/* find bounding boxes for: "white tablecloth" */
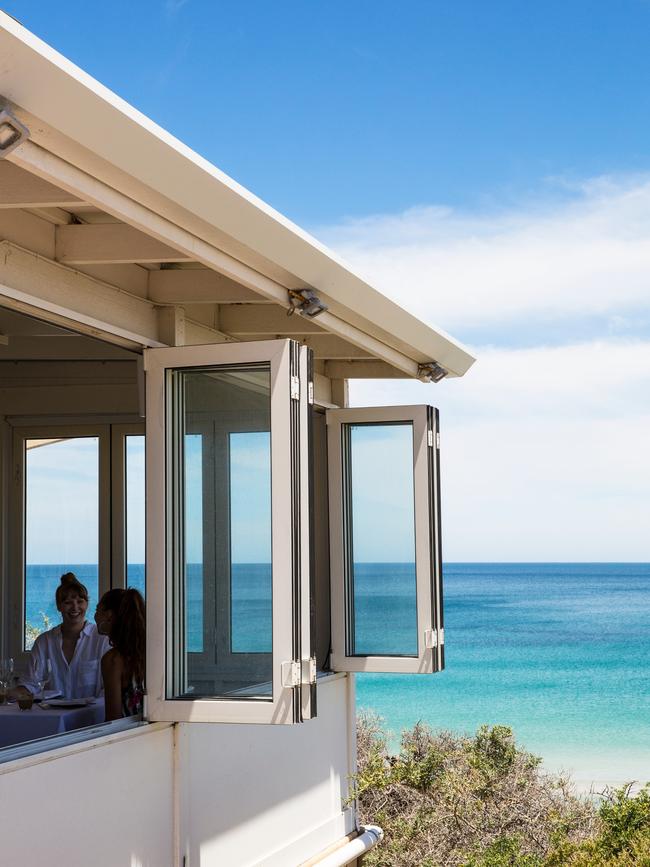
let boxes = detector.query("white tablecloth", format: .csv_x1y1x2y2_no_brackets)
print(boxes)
0,699,105,749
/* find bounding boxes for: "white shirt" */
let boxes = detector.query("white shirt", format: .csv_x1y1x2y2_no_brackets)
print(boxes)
21,621,110,699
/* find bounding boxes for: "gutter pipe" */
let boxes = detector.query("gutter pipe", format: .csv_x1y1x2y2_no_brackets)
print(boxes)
311,825,383,867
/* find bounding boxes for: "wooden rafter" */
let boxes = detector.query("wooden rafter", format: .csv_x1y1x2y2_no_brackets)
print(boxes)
0,162,83,208
55,223,190,265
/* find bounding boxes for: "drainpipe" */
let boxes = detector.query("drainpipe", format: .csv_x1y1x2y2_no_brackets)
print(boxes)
310,825,383,867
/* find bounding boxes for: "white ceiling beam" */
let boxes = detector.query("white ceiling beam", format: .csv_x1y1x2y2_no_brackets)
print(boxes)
25,206,73,225
9,143,421,378
294,335,374,359
148,268,265,304
324,360,405,379
0,161,83,208
219,306,325,335
55,223,191,265
0,240,164,349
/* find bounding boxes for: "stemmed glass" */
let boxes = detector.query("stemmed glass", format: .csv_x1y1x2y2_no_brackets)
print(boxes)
36,658,52,704
0,657,13,704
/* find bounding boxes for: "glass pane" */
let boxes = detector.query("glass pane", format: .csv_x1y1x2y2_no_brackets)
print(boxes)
125,435,145,595
185,434,203,654
24,437,99,650
230,432,272,653
170,365,272,700
347,423,417,656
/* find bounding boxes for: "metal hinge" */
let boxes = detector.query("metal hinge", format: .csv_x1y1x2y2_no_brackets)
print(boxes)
427,429,433,447
436,431,441,449
424,628,438,649
290,375,300,400
281,657,317,688
302,656,317,685
308,381,314,404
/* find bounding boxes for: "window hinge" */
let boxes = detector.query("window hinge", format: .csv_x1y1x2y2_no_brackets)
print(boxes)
281,661,300,687
424,628,438,649
436,431,441,449
439,627,445,644
427,429,433,447
308,381,314,404
302,656,317,685
282,658,317,688
290,375,300,400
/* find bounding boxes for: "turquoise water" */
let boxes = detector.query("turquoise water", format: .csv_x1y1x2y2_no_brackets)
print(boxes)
26,562,650,787
357,563,650,788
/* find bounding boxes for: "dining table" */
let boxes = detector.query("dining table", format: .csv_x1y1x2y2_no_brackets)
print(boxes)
0,698,105,749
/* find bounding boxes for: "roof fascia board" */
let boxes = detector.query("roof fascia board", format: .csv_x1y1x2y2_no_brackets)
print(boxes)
0,13,475,377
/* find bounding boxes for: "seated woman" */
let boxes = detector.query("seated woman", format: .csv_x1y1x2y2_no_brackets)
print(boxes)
17,572,110,700
94,588,145,721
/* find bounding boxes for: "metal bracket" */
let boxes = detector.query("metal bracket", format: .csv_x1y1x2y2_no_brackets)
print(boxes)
427,429,433,447
417,361,448,383
308,381,314,404
287,288,329,318
290,375,300,400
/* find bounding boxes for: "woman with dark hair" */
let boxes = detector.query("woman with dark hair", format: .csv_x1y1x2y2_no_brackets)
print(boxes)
94,588,145,721
16,572,109,700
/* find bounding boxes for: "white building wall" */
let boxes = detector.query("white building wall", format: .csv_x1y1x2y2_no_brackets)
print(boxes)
0,724,175,866
178,674,356,867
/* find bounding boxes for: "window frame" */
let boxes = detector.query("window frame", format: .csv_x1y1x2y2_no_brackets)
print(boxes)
327,404,444,674
144,339,315,725
111,423,146,592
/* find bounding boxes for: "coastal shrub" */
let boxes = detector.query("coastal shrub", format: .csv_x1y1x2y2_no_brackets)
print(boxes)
25,612,52,650
354,712,597,867
545,784,650,866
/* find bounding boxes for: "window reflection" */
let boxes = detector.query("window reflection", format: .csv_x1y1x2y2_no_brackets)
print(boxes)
348,423,417,656
170,365,273,700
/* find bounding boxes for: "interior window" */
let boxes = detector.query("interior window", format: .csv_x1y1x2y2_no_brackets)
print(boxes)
24,437,99,650
184,432,203,654
229,431,272,654
125,434,145,596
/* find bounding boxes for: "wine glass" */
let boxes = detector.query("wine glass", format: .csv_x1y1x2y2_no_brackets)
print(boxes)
36,658,51,704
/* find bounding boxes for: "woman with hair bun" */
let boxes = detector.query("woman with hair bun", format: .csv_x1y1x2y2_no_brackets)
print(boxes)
17,572,109,700
94,587,145,721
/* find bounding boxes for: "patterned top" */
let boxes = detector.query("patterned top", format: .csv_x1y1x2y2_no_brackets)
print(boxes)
121,678,144,717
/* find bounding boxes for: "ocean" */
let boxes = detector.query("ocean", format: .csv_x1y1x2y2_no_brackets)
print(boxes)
25,562,650,789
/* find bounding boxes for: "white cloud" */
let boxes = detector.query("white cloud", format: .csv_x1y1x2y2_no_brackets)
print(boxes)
318,175,650,561
318,175,650,335
351,339,650,562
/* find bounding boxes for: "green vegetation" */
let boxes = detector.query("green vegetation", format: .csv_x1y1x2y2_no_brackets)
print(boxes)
25,612,52,650
354,713,650,866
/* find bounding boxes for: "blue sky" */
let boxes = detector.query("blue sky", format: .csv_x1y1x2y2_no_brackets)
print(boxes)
6,0,650,224
6,2,650,559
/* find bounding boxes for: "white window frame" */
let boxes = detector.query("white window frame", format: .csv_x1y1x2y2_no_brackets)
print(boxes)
110,423,146,590
327,405,444,674
144,339,314,725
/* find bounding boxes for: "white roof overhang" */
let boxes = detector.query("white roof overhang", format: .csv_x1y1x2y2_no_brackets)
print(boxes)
0,11,475,380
